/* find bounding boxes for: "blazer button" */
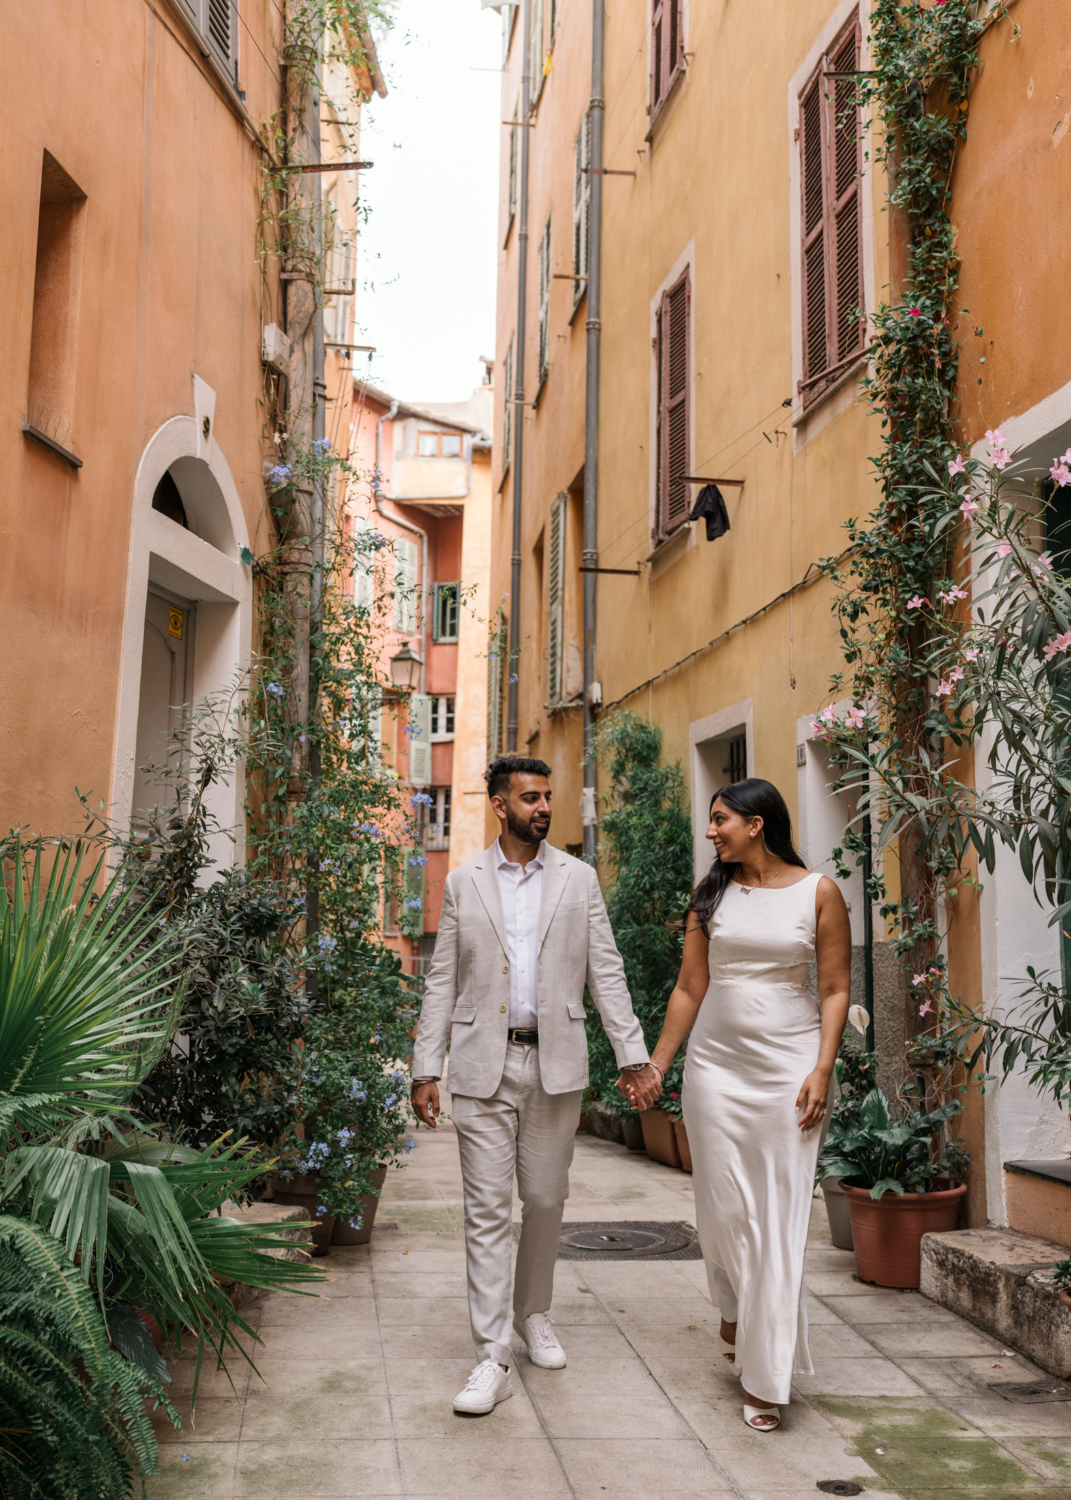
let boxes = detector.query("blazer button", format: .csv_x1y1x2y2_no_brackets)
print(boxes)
500,1004,507,1013
502,964,509,973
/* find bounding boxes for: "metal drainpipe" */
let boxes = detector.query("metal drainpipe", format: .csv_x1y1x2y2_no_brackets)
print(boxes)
375,401,427,694
506,0,532,753
581,0,605,858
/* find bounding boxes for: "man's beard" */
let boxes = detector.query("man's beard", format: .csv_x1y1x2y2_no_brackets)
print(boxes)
506,806,550,845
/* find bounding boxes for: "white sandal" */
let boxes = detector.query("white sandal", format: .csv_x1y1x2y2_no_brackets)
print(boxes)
718,1336,741,1378
743,1402,780,1431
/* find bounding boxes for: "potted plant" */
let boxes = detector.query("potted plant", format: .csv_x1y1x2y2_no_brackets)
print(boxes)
638,1053,686,1170
819,1086,969,1287
655,1058,690,1172
820,1042,878,1251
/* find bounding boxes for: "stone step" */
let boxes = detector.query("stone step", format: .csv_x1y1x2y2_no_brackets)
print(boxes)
920,1226,1071,1377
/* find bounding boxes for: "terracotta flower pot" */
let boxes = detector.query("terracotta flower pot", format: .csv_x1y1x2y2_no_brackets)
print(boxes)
331,1167,389,1245
577,1111,591,1133
843,1180,966,1288
821,1176,854,1251
622,1115,646,1152
673,1118,692,1173
309,1215,336,1257
640,1106,682,1169
267,1171,320,1207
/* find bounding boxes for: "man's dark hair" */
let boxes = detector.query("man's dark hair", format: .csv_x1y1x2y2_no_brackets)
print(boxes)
484,756,552,801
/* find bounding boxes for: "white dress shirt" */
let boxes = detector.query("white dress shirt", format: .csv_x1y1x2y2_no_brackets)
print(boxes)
494,837,544,1030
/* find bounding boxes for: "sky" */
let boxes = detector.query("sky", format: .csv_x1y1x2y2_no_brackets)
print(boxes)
354,1,505,405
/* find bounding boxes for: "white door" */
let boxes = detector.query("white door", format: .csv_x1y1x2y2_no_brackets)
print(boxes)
132,589,193,823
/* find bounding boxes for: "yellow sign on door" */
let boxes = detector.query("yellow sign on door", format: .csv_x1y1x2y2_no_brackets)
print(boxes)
168,607,183,639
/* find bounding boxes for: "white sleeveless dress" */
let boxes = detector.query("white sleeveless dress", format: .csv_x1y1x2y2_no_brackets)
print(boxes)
681,872,823,1406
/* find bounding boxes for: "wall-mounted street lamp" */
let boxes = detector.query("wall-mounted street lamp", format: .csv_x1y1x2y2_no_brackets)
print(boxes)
389,642,422,692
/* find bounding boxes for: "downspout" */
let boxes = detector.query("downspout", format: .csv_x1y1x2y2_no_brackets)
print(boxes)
581,0,605,859
375,400,427,694
506,0,532,752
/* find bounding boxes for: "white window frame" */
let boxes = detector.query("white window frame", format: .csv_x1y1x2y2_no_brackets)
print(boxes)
546,491,567,706
572,109,591,309
430,695,455,742
529,0,545,108
425,787,452,851
502,338,514,474
537,216,552,389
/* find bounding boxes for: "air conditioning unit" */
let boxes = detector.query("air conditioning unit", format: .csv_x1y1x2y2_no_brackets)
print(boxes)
261,323,290,375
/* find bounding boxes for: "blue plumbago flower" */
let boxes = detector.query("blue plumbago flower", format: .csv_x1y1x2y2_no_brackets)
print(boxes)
266,682,285,697
391,1069,406,1084
509,673,519,684
348,1078,367,1103
267,462,292,486
408,854,427,868
317,934,338,954
337,1127,355,1148
312,437,333,454
369,530,389,549
320,859,341,874
384,1094,397,1110
404,1138,415,1153
403,725,422,737
317,1205,327,1216
404,897,422,910
347,1217,364,1230
410,793,433,807
358,821,381,837
304,1141,331,1170
294,896,306,908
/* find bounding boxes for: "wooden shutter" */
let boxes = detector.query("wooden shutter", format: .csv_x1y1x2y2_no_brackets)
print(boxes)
409,694,432,786
799,16,863,407
649,0,683,117
529,0,545,105
502,339,514,468
353,516,374,611
538,217,552,386
657,274,690,536
507,116,518,229
573,110,591,305
394,537,418,631
206,0,238,84
547,491,567,704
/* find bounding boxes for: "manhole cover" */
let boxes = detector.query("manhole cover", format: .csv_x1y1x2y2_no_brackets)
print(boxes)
988,1379,1071,1403
523,1220,701,1260
817,1484,864,1497
562,1228,667,1253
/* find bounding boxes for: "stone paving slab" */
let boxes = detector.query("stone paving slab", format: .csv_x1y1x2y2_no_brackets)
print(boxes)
150,1112,1071,1498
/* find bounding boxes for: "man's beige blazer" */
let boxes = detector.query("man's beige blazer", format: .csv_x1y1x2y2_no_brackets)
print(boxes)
412,841,649,1097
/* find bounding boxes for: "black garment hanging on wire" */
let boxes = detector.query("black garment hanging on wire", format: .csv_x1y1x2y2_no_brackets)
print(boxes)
690,484,730,541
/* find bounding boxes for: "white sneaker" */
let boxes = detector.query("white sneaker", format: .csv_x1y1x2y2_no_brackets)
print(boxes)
514,1311,567,1369
453,1359,513,1415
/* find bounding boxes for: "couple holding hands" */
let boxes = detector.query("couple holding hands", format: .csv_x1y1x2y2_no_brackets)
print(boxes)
411,755,850,1433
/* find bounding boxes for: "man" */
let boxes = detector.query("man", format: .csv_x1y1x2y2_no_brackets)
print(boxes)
411,755,661,1415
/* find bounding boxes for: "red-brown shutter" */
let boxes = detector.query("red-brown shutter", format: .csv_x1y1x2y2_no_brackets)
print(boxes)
650,0,665,111
649,0,682,117
799,17,863,407
658,273,690,535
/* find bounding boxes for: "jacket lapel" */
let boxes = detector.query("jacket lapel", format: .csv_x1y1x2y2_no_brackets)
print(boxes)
471,848,509,959
537,845,570,952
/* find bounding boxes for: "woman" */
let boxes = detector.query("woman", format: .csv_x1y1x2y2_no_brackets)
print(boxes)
621,778,850,1431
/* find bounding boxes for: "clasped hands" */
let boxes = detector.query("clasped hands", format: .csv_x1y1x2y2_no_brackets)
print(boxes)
615,1063,663,1112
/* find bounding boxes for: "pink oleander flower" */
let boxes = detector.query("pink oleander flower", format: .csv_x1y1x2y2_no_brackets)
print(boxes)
1051,461,1071,487
908,307,922,318
948,456,967,476
907,594,926,609
960,496,980,516
1035,553,1054,571
939,585,969,604
937,679,954,697
845,704,866,728
950,665,965,682
919,998,933,1016
965,647,979,662
992,448,1010,470
986,428,1006,447
930,966,940,975
810,721,830,741
912,973,927,987
1043,631,1071,661
994,542,1012,558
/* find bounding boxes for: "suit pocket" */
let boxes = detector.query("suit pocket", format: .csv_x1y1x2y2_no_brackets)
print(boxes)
567,1001,587,1020
452,1004,477,1024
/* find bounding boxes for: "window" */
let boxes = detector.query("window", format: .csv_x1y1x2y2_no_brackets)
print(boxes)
487,609,508,758
417,431,462,457
529,0,545,107
799,16,865,409
25,152,86,458
408,693,432,785
546,491,567,705
655,271,690,539
723,734,747,784
507,114,518,241
537,216,552,388
425,787,452,852
353,514,374,610
572,109,591,307
432,582,460,643
394,537,418,632
502,339,514,471
649,0,684,121
430,695,455,741
172,0,239,87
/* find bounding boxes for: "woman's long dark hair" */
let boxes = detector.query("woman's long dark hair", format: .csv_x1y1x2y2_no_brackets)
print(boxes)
690,777,806,934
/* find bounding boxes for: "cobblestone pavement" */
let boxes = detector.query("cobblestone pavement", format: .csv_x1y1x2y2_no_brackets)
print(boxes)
151,1111,1071,1500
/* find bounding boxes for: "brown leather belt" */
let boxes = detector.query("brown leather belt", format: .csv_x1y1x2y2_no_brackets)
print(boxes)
507,1027,539,1045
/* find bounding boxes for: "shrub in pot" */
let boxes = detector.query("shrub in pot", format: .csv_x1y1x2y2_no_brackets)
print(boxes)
657,1060,691,1171
819,1046,878,1250
819,1086,969,1288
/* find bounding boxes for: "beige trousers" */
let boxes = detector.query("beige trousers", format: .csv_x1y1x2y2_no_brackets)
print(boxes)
450,1040,583,1366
